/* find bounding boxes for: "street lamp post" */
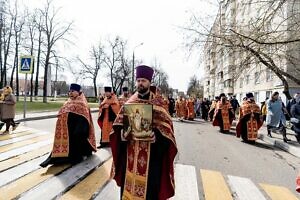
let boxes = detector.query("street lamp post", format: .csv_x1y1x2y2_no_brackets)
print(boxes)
131,43,143,92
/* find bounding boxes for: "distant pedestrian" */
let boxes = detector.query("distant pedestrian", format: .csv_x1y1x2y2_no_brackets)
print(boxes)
176,95,187,121
291,95,300,143
195,98,201,117
118,87,130,108
0,86,18,134
201,98,210,121
287,93,300,116
261,99,268,122
209,96,220,121
186,97,195,120
266,92,291,142
0,89,5,130
168,94,175,117
230,95,240,115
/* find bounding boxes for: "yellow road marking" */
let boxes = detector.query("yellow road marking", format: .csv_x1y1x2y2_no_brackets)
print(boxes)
0,145,51,172
0,130,37,141
0,135,52,153
61,158,113,200
200,169,233,200
260,183,299,200
0,164,70,200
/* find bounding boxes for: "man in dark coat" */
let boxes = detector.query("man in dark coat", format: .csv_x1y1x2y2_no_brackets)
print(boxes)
168,94,175,117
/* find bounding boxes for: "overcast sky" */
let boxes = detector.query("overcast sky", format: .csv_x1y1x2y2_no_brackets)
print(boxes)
22,0,217,92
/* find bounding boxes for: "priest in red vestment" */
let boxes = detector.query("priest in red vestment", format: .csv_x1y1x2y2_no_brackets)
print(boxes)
110,65,178,200
40,83,97,167
213,93,235,133
236,92,263,143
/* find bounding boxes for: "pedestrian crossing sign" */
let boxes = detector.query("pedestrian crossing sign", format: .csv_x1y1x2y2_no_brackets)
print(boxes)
19,56,34,74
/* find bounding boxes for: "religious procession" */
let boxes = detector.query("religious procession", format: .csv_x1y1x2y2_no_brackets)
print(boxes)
0,64,300,200
174,91,300,144
37,65,178,200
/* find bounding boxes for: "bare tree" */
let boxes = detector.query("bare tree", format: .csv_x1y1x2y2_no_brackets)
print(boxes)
24,11,38,102
111,39,132,94
10,1,26,100
67,60,83,84
77,42,104,97
103,36,123,93
40,0,73,103
182,0,300,99
0,0,13,87
187,75,203,98
151,58,170,95
34,12,44,99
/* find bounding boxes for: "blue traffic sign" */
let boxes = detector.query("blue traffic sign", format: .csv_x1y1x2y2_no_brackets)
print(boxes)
19,56,34,74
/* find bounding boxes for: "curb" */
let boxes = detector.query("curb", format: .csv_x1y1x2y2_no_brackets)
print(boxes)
233,120,300,158
258,134,300,158
15,109,99,123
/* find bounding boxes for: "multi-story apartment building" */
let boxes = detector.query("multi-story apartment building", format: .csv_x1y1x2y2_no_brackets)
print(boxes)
203,0,300,104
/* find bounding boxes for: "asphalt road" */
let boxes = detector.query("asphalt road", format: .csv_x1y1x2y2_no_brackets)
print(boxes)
173,118,300,198
23,114,300,199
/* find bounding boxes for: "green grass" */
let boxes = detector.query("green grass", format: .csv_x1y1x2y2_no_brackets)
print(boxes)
16,101,99,114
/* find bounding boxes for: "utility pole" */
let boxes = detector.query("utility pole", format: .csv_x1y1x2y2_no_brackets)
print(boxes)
131,43,143,92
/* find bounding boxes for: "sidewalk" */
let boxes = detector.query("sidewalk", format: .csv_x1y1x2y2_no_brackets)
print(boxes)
232,120,300,158
15,108,99,122
258,125,300,158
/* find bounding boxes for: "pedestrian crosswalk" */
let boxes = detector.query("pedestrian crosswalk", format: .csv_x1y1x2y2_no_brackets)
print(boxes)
0,125,299,200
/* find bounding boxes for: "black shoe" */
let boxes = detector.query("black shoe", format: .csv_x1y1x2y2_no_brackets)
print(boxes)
0,123,4,130
283,137,291,143
296,135,300,144
40,160,49,168
267,133,272,138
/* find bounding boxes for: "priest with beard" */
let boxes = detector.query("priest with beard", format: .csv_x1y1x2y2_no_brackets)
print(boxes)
40,84,97,167
236,92,263,143
110,65,178,200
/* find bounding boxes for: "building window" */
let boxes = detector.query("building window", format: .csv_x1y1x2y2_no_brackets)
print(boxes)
218,71,223,79
254,72,260,84
266,69,273,81
224,79,233,88
239,78,243,88
207,81,210,86
245,75,250,84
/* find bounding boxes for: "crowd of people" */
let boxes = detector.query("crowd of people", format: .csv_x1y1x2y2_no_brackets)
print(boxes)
167,91,300,144
0,64,299,197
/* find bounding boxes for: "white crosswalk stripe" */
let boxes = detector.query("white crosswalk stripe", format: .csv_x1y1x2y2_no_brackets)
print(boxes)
0,139,52,162
0,155,47,187
171,164,199,200
228,175,267,200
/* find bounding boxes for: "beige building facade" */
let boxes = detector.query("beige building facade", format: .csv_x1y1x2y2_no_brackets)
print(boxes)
203,0,300,104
